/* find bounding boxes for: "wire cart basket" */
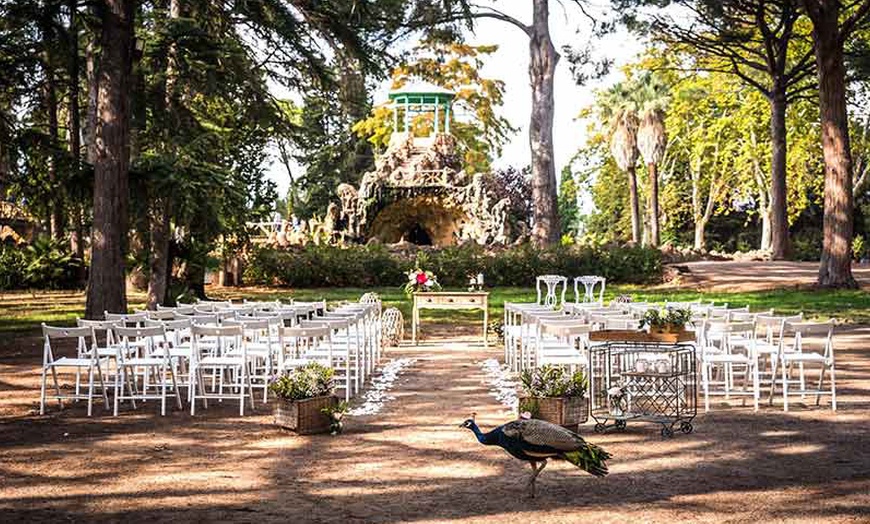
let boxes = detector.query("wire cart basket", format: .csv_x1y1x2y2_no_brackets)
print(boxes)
589,341,697,438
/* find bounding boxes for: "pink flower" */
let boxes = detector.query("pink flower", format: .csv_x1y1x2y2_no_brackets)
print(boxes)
416,272,428,284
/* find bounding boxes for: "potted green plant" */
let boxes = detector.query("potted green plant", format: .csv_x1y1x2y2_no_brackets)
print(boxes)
639,307,691,334
269,362,338,434
518,365,588,429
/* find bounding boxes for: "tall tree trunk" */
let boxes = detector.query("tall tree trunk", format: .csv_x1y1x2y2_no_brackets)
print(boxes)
627,165,641,243
68,0,86,282
44,56,63,240
145,0,179,309
760,206,772,251
648,162,659,246
84,24,98,164
528,0,560,246
68,0,81,168
807,5,857,288
769,82,790,259
694,220,706,250
146,199,171,309
85,0,135,317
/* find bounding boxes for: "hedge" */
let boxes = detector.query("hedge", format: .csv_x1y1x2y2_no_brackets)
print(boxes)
244,243,662,288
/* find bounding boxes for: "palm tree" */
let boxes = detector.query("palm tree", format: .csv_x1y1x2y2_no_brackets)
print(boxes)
599,83,641,243
635,73,669,247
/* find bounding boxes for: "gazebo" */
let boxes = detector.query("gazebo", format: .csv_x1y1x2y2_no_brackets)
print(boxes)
388,80,456,136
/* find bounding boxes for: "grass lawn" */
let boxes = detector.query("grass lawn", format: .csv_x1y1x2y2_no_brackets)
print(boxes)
2,284,867,336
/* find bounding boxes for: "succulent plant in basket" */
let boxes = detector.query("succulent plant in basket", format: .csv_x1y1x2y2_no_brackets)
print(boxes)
518,365,589,428
270,363,338,434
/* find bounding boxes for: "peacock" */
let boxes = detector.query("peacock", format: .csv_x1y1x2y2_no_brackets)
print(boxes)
460,414,611,497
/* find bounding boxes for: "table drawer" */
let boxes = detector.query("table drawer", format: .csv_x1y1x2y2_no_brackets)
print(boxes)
418,295,484,307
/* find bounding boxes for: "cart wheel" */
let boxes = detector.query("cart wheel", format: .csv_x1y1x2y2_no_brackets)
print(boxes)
594,423,606,433
661,426,674,438
680,422,693,434
615,419,627,430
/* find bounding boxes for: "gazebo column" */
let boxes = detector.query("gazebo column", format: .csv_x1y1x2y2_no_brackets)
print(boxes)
393,103,399,132
404,97,410,132
434,102,440,134
445,102,451,133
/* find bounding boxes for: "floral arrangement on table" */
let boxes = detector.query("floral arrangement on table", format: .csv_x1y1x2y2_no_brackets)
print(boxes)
638,307,692,333
467,272,484,291
269,362,335,401
404,268,442,294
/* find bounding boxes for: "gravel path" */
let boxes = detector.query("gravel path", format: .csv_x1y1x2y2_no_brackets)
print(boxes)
1,330,869,523
666,260,870,291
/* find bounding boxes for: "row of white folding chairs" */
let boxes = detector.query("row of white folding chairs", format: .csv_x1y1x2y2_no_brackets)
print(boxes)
502,297,837,412
40,301,382,416
694,316,836,412
277,302,382,402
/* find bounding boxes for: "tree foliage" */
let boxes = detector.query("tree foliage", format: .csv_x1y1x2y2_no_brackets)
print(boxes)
353,32,515,174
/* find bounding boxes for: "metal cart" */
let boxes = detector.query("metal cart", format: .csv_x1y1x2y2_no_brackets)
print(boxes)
588,341,697,438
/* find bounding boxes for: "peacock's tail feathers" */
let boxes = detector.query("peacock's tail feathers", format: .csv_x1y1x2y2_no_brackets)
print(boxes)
561,442,611,477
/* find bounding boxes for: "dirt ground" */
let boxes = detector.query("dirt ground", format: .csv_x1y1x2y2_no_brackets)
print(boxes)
667,260,870,291
1,324,869,524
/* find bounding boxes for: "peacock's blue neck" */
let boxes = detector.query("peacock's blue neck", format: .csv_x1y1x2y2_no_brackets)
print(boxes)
469,422,499,445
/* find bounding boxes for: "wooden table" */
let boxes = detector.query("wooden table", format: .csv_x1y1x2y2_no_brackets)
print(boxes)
412,292,489,347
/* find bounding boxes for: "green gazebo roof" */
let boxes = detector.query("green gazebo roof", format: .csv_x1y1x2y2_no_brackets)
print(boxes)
388,80,455,101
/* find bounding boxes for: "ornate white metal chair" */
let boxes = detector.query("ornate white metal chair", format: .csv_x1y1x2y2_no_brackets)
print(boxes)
536,275,568,308
574,276,606,303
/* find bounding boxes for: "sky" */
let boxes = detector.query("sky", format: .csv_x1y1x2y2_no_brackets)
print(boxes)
265,2,646,209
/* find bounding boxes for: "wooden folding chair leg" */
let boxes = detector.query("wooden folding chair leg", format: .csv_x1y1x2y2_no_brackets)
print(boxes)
40,365,48,415
87,367,95,417
50,365,63,409
97,365,109,410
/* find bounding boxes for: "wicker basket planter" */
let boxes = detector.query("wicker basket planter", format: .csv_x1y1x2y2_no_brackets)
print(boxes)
273,395,337,434
519,395,589,429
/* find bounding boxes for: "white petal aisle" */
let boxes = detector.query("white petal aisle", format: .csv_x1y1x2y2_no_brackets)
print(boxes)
348,358,417,416
479,358,518,412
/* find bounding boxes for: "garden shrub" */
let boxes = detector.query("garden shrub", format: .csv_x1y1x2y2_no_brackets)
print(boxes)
244,243,662,288
0,237,81,290
245,244,404,288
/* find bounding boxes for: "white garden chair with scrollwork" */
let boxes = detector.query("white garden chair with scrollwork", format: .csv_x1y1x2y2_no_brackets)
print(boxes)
574,276,606,304
536,275,568,308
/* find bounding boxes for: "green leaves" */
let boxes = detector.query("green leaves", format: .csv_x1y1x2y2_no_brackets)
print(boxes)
269,362,335,401
520,365,588,399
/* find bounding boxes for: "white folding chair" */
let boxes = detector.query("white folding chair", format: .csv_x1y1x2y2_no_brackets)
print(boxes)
299,317,359,401
190,325,255,416
223,317,277,403
279,325,352,399
76,319,122,384
39,324,109,416
535,320,592,371
112,325,182,416
700,321,760,412
774,321,836,411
